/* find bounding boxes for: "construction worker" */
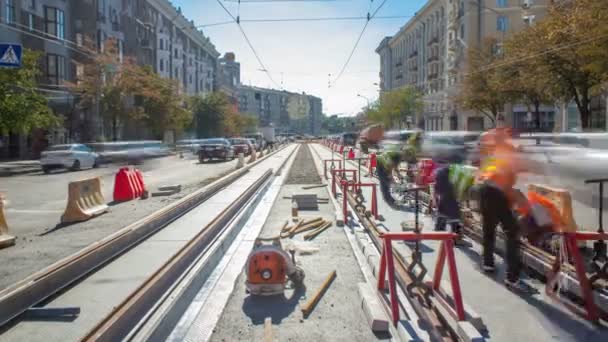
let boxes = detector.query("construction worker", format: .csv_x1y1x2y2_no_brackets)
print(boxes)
433,160,476,245
376,132,422,208
476,132,530,291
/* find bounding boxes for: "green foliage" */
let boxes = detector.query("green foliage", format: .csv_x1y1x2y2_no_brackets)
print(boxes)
456,38,512,127
190,92,257,138
504,0,608,128
0,49,58,134
365,87,422,129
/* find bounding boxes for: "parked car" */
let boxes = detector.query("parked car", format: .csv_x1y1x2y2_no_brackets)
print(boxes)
228,137,253,156
198,138,235,162
40,144,100,173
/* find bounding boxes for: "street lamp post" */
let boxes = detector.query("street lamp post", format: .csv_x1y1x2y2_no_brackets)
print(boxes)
357,94,371,107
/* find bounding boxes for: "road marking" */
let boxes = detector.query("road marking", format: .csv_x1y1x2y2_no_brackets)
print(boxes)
6,209,63,214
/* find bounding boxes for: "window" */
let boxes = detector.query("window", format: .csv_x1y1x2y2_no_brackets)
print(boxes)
189,74,192,84
497,16,508,32
30,0,36,9
460,23,464,39
174,48,178,58
496,0,507,8
76,33,83,47
159,39,163,50
160,59,164,72
175,68,179,79
46,54,65,85
44,7,65,39
28,13,35,31
523,15,535,26
5,0,15,24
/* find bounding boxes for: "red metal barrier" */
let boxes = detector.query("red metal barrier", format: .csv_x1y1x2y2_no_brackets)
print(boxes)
378,232,465,324
331,169,357,197
323,159,343,180
546,232,608,322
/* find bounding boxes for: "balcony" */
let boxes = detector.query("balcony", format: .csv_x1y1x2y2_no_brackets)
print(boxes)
427,55,439,62
395,62,403,67
140,39,152,49
409,50,418,58
427,36,439,46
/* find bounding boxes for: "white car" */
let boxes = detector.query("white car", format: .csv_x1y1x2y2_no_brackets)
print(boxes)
40,144,100,173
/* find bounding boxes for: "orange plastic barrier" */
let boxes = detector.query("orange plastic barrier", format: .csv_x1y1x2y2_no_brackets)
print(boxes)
61,177,109,224
0,193,15,249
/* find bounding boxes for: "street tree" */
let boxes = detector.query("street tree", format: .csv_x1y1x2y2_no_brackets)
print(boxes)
190,92,230,138
366,86,422,129
505,0,608,129
74,39,154,141
0,49,58,135
456,37,511,127
139,66,192,139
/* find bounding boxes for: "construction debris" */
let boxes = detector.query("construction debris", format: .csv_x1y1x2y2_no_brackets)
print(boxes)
282,194,328,210
151,184,182,197
301,184,326,190
303,221,332,240
301,270,337,318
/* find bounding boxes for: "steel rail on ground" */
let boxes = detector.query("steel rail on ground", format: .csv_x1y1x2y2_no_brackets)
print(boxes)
0,144,291,329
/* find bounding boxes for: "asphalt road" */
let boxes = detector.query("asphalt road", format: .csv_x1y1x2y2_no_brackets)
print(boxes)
0,153,241,289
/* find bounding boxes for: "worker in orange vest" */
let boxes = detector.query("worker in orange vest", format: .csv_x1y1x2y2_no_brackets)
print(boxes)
476,132,530,292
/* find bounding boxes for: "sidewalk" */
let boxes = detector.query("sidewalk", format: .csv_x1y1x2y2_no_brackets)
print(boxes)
0,160,40,177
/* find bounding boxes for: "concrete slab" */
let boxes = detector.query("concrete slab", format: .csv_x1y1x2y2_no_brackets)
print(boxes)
209,183,385,342
358,282,390,332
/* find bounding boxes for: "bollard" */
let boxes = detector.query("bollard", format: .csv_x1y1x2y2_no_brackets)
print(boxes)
0,193,15,249
248,146,257,163
236,152,245,169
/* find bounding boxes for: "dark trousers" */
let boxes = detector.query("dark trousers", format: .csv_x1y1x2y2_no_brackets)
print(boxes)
377,166,399,209
479,184,521,282
434,167,461,233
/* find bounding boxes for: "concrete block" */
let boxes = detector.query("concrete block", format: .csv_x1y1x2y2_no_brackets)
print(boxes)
335,210,344,227
357,283,389,333
430,296,485,342
439,281,485,331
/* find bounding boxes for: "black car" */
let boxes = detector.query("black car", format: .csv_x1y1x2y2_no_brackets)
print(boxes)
198,138,235,162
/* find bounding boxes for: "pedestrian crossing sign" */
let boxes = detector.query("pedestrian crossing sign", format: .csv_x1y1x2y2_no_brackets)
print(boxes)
0,43,22,68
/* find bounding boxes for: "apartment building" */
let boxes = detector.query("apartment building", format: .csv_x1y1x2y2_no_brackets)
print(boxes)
238,86,323,135
377,0,550,131
0,0,219,159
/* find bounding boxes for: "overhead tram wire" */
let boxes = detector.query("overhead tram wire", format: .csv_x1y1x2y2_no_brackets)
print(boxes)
331,0,390,86
198,15,411,28
215,0,281,88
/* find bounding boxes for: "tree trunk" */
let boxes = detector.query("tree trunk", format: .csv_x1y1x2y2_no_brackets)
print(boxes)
534,101,541,132
112,114,118,141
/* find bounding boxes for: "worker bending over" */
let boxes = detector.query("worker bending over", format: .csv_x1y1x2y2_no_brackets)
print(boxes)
433,161,476,245
376,132,422,209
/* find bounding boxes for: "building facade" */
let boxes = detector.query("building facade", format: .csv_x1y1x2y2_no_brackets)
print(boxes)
0,0,219,159
237,86,323,135
377,0,551,131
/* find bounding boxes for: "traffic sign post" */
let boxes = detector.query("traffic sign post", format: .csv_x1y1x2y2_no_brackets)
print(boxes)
0,43,22,68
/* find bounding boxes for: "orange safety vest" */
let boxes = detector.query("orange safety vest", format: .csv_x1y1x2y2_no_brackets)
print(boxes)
518,191,564,232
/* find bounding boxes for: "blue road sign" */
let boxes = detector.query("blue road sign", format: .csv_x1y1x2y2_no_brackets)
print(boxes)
0,43,22,68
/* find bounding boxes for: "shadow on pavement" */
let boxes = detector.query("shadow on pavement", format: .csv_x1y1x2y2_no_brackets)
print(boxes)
241,285,306,324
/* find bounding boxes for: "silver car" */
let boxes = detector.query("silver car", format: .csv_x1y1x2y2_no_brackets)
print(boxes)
40,144,100,173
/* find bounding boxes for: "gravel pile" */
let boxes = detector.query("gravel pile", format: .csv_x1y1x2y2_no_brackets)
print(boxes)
285,144,322,185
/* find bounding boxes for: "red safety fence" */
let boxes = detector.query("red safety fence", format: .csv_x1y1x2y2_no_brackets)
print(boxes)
546,232,608,322
341,181,379,221
331,169,357,197
378,232,465,324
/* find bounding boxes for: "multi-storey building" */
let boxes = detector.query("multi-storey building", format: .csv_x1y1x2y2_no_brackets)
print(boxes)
0,0,220,159
237,86,323,135
377,0,551,131
217,52,241,100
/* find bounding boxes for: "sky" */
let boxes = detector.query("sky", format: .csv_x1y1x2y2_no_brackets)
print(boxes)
173,0,427,116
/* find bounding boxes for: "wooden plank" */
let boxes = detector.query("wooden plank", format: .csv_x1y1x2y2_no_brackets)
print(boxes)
301,270,337,318
264,317,273,342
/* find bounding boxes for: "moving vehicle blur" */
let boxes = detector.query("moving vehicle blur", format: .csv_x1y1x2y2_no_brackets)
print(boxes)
421,131,482,164
40,144,100,173
198,138,235,163
243,133,264,150
88,141,170,164
358,124,384,152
